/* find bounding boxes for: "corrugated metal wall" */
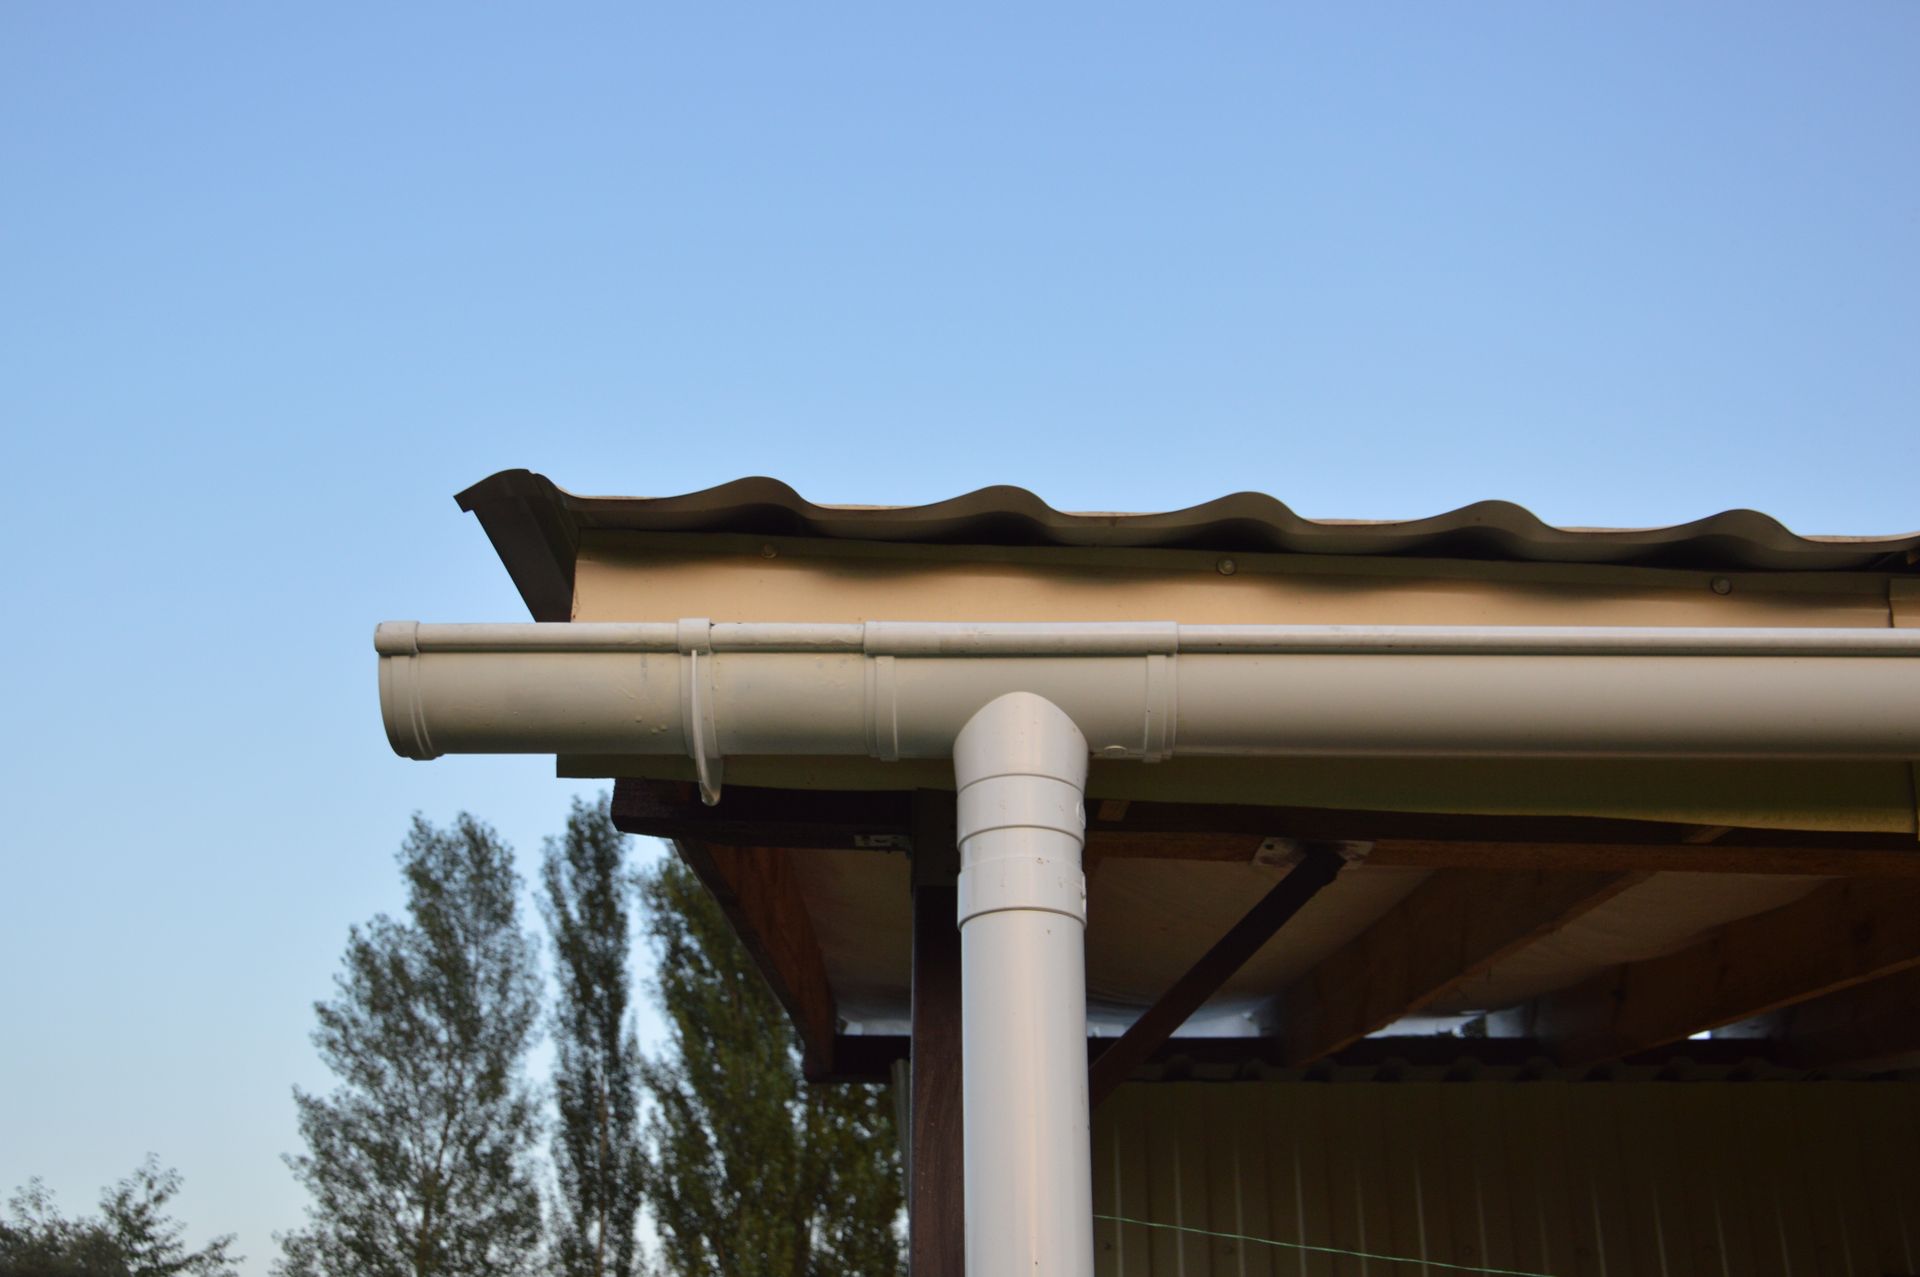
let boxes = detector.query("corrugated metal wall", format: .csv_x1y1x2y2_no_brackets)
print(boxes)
1092,1083,1920,1277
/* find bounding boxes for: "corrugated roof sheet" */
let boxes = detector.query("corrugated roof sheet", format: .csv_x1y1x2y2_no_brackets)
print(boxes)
456,469,1920,622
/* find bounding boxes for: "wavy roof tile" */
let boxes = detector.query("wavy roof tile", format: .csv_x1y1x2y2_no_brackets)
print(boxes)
456,469,1920,622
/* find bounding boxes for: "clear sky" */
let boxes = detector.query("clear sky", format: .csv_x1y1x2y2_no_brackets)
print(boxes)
2,3,1916,1270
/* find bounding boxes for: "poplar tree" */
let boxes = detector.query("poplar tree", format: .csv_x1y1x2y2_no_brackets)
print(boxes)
638,858,903,1277
541,798,646,1277
275,815,543,1277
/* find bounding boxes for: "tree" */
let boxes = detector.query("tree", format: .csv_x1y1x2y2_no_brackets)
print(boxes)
0,1157,239,1277
541,797,646,1277
276,815,543,1277
638,858,903,1277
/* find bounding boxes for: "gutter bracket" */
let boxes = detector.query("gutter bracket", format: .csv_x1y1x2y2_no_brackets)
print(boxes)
1142,652,1176,761
678,618,725,806
1893,581,1919,841
866,655,900,761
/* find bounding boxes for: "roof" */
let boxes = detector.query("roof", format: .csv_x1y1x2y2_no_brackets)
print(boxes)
434,472,1920,1082
457,469,1920,622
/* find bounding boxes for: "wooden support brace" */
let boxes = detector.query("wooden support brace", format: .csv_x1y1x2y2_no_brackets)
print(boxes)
907,791,964,1277
648,839,841,1081
1772,965,1920,1069
1534,877,1920,1065
1279,868,1645,1066
611,779,1920,875
1087,844,1347,1108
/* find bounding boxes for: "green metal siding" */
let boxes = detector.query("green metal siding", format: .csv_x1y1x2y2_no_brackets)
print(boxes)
1093,1082,1920,1277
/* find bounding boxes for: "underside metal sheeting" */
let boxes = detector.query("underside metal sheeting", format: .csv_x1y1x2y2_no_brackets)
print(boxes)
793,853,1843,1032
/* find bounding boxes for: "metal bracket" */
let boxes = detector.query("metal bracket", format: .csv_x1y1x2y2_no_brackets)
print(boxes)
1254,837,1373,869
865,655,900,761
678,618,724,806
1897,583,1919,842
1141,653,1176,761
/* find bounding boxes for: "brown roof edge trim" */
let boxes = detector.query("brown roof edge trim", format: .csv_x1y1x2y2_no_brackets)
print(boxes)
459,469,1920,576
455,469,579,621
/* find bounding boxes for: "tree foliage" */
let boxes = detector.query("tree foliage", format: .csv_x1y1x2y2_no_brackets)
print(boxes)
0,1157,239,1277
638,858,903,1277
541,798,646,1277
276,815,543,1277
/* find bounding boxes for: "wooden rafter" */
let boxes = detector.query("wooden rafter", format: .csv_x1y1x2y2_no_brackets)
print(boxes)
656,839,840,1081
907,791,964,1277
1771,966,1920,1069
609,779,1920,877
1087,845,1346,1108
1533,878,1920,1065
614,779,1920,1089
612,780,913,851
1278,869,1646,1066
1364,840,1920,877
1096,835,1920,877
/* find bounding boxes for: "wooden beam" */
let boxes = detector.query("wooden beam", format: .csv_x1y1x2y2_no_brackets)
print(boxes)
1534,878,1920,1065
1279,869,1645,1066
611,779,1920,876
909,884,964,1274
1094,834,1920,876
612,779,913,850
1088,846,1346,1107
908,792,964,1277
1771,966,1920,1069
658,839,840,1081
1363,839,1920,877
818,1034,914,1083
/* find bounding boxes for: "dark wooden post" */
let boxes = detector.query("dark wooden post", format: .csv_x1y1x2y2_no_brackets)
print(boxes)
908,790,964,1276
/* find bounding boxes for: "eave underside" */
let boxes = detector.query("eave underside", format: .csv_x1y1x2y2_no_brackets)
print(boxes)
613,780,1920,1086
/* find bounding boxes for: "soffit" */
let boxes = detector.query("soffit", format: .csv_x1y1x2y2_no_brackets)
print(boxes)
786,849,1839,1032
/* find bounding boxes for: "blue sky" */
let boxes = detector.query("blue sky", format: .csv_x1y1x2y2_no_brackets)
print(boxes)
2,3,1916,1269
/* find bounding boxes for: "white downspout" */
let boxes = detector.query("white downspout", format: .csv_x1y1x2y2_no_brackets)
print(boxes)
953,692,1094,1277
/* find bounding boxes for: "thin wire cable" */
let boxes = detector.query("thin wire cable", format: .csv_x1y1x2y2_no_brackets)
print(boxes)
1094,1212,1560,1277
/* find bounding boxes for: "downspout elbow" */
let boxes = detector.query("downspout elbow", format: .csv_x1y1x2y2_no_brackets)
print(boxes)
953,692,1090,926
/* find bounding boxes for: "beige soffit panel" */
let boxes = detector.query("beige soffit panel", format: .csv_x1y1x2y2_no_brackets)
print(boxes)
1433,871,1833,1013
785,851,1436,1027
571,535,1896,629
790,853,1868,1031
1083,860,1433,1014
785,848,913,1026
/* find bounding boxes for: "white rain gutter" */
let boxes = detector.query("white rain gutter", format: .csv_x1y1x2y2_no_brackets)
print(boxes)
375,617,1920,1277
378,619,1920,806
